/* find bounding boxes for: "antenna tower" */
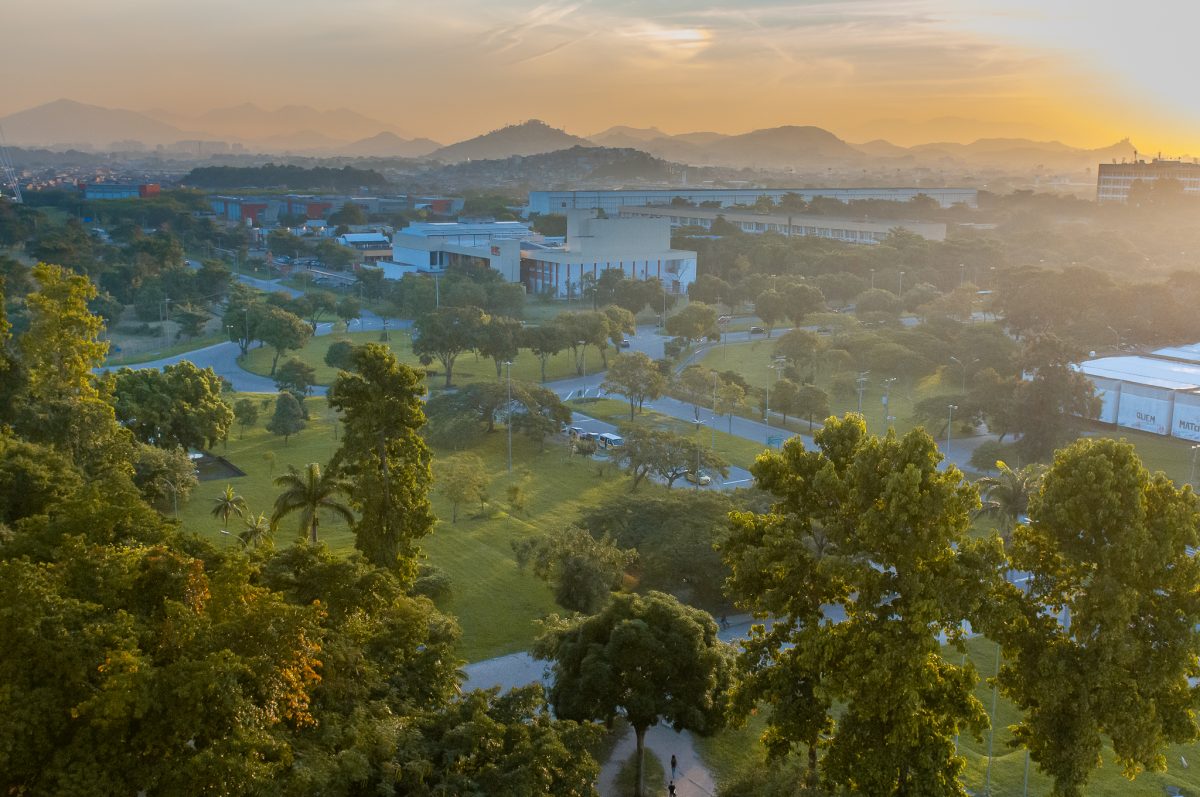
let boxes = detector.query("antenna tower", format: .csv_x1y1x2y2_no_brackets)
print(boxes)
0,126,23,204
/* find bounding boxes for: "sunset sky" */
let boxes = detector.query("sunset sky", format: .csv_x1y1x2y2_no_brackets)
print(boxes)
5,0,1197,151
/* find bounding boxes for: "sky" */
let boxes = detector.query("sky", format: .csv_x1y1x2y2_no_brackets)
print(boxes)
3,0,1198,151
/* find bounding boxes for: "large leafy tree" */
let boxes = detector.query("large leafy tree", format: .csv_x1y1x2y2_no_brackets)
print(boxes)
983,439,1200,797
522,321,567,382
557,310,611,376
412,305,487,387
615,425,728,491
327,343,434,575
271,462,354,544
602,350,666,420
475,314,523,379
722,414,1004,795
113,361,233,450
257,305,313,375
266,391,306,444
513,525,635,613
1010,335,1099,461
535,591,733,797
665,301,719,345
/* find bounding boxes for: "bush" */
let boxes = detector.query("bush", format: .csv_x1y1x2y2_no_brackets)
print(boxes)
412,564,452,601
323,339,360,371
968,439,1020,474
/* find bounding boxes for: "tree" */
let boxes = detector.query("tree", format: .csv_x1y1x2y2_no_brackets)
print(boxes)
173,303,208,340
767,377,801,424
210,484,247,532
266,391,306,444
615,425,728,491
794,383,830,431
274,357,317,399
327,344,434,575
257,305,312,375
513,526,635,613
475,315,522,379
974,460,1044,538
222,284,264,356
783,282,825,326
508,381,572,451
754,290,789,337
1010,336,1099,461
665,301,719,346
534,591,733,797
435,454,489,523
129,443,198,514
233,397,259,438
522,322,567,382
676,365,716,423
721,415,1004,795
292,289,337,331
238,511,274,548
715,379,747,433
335,295,361,330
270,462,354,544
412,306,486,388
775,329,823,379
688,274,732,306
602,351,666,420
557,310,611,375
983,439,1200,797
600,304,636,367
112,361,233,451
323,339,359,371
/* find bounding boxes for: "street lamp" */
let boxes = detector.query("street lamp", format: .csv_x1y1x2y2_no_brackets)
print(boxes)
946,404,958,457
855,371,870,414
1190,444,1200,486
898,271,905,297
764,356,787,424
882,377,896,424
505,361,514,473
160,477,179,518
948,356,978,395
870,268,876,290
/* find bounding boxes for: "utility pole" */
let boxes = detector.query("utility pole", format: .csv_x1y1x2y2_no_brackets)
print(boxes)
855,371,869,414
882,377,896,425
947,404,958,457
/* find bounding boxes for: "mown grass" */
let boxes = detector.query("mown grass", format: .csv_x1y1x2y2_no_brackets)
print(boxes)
181,392,637,661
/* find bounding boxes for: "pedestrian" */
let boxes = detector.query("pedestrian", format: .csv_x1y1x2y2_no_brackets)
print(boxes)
668,782,676,796
670,753,677,778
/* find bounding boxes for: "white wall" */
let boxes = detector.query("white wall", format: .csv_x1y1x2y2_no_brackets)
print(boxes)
1115,383,1173,436
1172,393,1200,442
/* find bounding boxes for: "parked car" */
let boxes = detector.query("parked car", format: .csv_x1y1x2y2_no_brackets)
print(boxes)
597,432,624,449
749,326,766,335
620,338,631,348
685,470,712,486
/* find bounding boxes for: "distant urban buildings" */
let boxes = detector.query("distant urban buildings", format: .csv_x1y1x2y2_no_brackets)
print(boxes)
208,194,463,224
1096,158,1200,203
617,205,947,244
77,182,160,201
527,187,978,216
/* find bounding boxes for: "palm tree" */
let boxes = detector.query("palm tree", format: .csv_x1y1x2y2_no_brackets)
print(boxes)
270,463,354,544
210,485,247,532
239,511,274,549
975,460,1045,543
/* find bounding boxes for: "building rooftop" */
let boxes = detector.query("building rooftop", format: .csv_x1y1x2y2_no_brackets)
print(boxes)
339,233,390,243
1076,356,1200,391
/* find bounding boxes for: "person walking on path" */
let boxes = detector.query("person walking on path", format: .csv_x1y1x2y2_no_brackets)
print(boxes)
671,754,678,779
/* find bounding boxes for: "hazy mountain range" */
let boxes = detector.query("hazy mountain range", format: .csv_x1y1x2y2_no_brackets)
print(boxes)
0,99,1137,172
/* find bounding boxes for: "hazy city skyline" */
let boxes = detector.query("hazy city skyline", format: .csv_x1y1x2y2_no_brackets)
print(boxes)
4,0,1198,152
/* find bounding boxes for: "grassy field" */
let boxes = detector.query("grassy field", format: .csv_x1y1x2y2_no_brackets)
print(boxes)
693,633,1200,796
239,330,586,387
699,339,959,439
182,392,639,661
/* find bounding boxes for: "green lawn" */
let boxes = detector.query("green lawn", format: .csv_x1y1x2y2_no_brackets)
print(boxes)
699,339,959,439
182,392,638,661
239,330,584,387
694,633,1200,796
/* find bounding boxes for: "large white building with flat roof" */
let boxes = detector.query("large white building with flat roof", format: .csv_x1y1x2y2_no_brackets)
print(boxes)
528,187,977,216
1076,355,1200,440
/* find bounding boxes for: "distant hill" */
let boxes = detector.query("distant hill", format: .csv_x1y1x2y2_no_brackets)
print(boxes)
415,145,698,191
704,125,861,167
0,99,191,148
340,131,441,158
144,103,404,144
589,125,670,147
429,120,591,162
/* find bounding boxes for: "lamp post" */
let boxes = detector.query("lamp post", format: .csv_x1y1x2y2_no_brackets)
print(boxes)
882,377,896,424
855,371,870,414
765,356,786,424
984,641,1001,795
1191,443,1200,486
947,404,958,457
898,271,905,297
505,360,514,473
949,356,977,395
1106,325,1121,351
870,268,875,290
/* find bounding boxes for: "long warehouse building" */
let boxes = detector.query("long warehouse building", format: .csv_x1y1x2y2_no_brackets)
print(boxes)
528,187,978,216
1076,354,1200,441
